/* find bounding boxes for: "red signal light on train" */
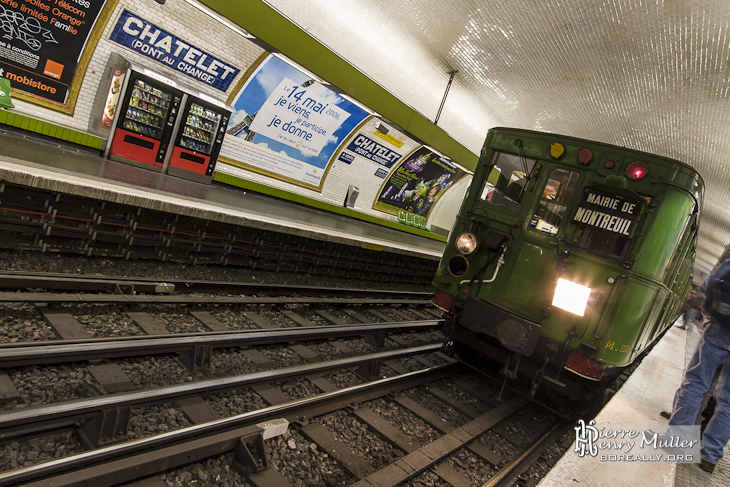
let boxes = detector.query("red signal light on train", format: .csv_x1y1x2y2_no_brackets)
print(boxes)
626,161,648,180
578,148,592,164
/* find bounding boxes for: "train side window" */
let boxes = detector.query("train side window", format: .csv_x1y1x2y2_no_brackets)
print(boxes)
530,168,580,235
480,151,536,210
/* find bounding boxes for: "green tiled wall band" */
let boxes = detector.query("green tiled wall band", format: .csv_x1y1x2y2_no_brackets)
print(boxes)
214,172,447,242
0,112,104,150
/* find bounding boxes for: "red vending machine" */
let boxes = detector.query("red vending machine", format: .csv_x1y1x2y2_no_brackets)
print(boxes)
105,68,183,171
166,95,232,183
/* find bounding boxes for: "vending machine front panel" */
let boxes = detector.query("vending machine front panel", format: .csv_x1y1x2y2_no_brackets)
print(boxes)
181,102,220,155
167,97,231,183
109,72,182,170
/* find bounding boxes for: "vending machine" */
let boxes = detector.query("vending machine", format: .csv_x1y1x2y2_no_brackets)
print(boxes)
166,95,232,183
104,67,183,171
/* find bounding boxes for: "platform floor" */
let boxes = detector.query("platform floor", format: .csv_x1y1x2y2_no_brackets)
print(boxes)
539,319,729,487
0,128,445,261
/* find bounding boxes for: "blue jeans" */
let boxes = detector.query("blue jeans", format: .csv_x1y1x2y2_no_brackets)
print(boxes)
682,307,700,327
669,321,730,463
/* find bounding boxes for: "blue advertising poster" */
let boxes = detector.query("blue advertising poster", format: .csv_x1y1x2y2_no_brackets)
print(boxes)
109,10,239,92
218,55,370,189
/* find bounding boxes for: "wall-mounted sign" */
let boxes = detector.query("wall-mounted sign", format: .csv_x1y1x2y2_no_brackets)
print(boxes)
346,134,401,168
398,210,428,230
0,0,108,103
109,10,239,92
338,152,355,164
374,130,403,147
572,188,645,236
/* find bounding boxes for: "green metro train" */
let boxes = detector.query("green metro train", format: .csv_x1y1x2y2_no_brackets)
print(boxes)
433,127,703,397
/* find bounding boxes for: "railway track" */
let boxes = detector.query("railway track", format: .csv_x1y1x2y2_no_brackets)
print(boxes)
0,363,570,487
0,181,438,285
0,272,575,486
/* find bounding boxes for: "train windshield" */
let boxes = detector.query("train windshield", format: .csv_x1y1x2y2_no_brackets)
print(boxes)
479,151,537,210
531,168,581,235
572,193,650,261
572,227,631,260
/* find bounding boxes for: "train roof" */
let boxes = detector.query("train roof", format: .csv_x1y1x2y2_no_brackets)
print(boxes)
487,127,704,186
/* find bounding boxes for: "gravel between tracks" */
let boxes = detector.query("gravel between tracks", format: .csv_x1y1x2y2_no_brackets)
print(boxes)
0,249,565,487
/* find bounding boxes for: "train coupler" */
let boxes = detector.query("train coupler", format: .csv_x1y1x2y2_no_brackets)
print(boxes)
497,353,521,401
529,356,568,398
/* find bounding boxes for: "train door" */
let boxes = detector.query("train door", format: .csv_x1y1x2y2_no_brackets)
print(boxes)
529,167,581,236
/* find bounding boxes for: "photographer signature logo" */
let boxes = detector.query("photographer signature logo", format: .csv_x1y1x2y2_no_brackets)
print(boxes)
573,419,700,462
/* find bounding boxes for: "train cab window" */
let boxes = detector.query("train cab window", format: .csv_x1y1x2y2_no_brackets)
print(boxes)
531,168,580,235
572,195,650,261
479,151,537,210
573,228,630,260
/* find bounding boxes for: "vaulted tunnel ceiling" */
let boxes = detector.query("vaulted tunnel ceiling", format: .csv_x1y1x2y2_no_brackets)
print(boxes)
203,0,730,277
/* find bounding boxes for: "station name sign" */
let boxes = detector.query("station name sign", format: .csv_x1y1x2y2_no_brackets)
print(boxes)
346,134,402,168
109,10,239,92
573,189,645,236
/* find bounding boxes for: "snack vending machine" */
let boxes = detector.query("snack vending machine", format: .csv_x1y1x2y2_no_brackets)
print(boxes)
166,95,231,183
104,69,183,171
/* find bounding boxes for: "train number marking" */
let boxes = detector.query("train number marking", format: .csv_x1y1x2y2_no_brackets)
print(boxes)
605,341,630,353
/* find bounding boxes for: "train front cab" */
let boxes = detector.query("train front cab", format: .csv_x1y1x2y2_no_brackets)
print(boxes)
433,128,703,397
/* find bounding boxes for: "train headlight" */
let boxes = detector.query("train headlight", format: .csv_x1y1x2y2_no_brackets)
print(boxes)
455,232,479,254
552,278,591,317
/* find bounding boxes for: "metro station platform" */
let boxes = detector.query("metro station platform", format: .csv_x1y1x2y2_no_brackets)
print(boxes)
5,126,728,487
0,127,445,262
539,319,730,487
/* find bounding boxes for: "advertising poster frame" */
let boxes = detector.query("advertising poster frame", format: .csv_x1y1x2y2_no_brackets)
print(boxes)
0,0,118,114
218,54,370,191
374,146,467,221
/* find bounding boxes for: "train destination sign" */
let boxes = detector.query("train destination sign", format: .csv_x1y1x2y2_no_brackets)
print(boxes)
573,189,645,236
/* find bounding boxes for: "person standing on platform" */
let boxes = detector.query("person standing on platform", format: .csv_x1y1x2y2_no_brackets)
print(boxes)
668,253,730,473
677,287,704,330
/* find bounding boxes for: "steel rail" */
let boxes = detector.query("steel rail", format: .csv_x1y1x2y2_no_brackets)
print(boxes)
0,344,443,432
0,364,455,487
0,320,444,367
0,291,431,305
0,319,444,348
0,273,174,294
0,271,433,299
482,420,569,487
